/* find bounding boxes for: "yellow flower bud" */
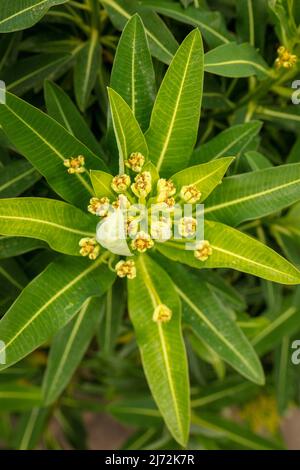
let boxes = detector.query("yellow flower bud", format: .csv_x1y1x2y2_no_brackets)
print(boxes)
153,304,172,323
178,217,197,237
151,219,172,242
79,238,100,260
115,260,136,279
194,240,212,262
275,46,297,69
64,155,85,174
180,184,201,203
88,197,110,216
131,231,154,252
125,152,145,172
131,171,152,198
111,174,131,193
112,194,131,210
156,178,176,202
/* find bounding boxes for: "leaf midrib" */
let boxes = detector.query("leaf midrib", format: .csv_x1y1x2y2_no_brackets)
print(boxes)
139,256,184,439
205,177,300,215
0,167,36,193
101,0,173,60
174,285,259,379
0,0,49,26
0,214,95,237
205,59,269,75
155,32,197,172
211,244,298,282
45,298,92,401
3,99,94,195
0,256,104,357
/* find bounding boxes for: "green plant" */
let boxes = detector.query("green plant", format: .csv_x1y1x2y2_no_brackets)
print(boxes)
1,0,300,451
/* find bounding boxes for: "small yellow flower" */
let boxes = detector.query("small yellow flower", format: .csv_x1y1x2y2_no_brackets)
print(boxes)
79,238,100,260
151,218,172,242
88,197,110,216
111,174,131,193
153,304,172,323
157,178,176,202
239,395,280,436
194,240,212,261
125,152,145,173
178,217,197,237
275,46,297,69
115,260,136,279
131,171,152,198
180,184,201,203
112,194,131,210
64,155,85,174
125,216,139,237
131,231,154,252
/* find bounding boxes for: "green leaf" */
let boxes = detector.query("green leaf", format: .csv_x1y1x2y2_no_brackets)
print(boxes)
191,377,258,409
43,297,102,405
0,383,42,411
236,0,268,49
191,121,262,164
0,258,28,292
0,255,115,370
0,198,96,256
128,255,190,446
101,0,178,64
146,29,204,176
108,397,162,427
99,281,125,355
140,0,234,48
205,163,300,226
0,160,40,198
244,150,273,171
110,14,156,132
204,43,272,79
170,157,234,202
3,53,72,96
0,93,107,210
275,335,295,414
108,88,149,173
90,170,115,199
74,32,101,112
193,413,283,450
157,220,300,284
13,407,49,450
251,295,300,355
0,237,47,259
44,81,103,156
161,262,264,384
0,0,69,33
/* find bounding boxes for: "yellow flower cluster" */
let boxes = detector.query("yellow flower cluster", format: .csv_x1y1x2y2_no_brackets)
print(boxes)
64,155,85,174
131,171,152,198
125,152,145,173
275,46,297,69
180,184,201,203
239,395,281,436
194,240,212,261
111,174,131,193
88,197,110,217
153,304,172,323
115,260,136,279
131,231,154,253
79,238,100,260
